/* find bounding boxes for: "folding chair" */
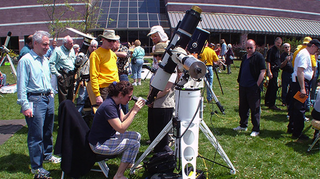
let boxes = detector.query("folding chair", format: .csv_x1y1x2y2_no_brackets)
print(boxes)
307,119,320,152
55,100,117,178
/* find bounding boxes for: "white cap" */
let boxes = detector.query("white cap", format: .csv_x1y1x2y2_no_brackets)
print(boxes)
147,25,169,42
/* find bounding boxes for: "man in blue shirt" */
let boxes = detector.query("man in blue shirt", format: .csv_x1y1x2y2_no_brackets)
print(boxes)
49,35,76,103
17,30,60,178
18,34,33,60
234,39,266,137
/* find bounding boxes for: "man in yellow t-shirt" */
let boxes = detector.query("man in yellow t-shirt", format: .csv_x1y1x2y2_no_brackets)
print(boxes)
199,42,219,102
90,29,120,106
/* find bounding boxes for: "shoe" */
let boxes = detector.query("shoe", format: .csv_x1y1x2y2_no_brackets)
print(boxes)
44,155,61,164
250,131,260,137
305,117,310,122
137,82,141,85
31,168,50,177
292,134,309,141
298,134,310,141
233,126,247,131
132,82,137,86
269,106,281,111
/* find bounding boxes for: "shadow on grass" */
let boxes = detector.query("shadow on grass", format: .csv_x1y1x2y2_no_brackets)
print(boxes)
0,153,30,174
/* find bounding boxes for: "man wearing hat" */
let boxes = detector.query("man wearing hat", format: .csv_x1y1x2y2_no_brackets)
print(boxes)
147,42,178,153
288,39,320,141
89,29,120,106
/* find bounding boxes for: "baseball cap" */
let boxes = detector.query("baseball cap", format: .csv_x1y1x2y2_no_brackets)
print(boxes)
309,39,320,48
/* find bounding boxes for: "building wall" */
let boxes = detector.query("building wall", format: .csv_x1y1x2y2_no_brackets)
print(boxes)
0,0,87,51
165,0,320,21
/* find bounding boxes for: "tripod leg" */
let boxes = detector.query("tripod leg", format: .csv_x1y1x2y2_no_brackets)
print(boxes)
200,120,236,174
130,121,173,174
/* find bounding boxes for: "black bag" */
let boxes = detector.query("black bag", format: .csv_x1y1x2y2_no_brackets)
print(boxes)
131,57,137,64
144,150,176,175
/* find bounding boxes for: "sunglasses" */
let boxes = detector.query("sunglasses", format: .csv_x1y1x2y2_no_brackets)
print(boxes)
106,39,116,43
246,47,253,50
153,54,162,57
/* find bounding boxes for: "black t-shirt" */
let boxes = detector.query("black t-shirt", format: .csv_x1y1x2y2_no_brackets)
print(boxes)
88,96,120,145
266,46,281,70
280,52,293,73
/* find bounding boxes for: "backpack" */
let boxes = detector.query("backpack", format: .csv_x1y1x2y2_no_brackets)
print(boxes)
144,150,176,175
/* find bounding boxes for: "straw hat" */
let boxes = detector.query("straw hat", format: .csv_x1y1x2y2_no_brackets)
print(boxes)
99,29,120,40
303,36,312,44
151,42,167,55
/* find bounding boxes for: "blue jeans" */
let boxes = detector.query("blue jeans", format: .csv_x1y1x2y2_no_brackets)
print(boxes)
131,59,144,79
76,85,88,113
205,66,214,101
281,71,292,104
25,94,55,169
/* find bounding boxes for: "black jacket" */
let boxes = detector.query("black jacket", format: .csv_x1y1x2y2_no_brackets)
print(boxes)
54,100,96,178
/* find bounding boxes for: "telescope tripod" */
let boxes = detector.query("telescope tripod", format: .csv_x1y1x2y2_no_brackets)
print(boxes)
130,79,236,178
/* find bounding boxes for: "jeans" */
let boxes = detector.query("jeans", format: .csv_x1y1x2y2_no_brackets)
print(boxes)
76,85,88,113
25,94,55,169
281,71,292,104
131,59,144,79
205,66,214,101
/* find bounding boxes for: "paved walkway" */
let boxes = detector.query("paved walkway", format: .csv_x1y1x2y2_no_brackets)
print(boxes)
0,119,26,145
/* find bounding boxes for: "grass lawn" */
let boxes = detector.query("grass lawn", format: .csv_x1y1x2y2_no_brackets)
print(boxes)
0,61,319,179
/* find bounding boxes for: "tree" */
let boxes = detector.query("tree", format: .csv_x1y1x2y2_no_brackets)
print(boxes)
37,0,101,39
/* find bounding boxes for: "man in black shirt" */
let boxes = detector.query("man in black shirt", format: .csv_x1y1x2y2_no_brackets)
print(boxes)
233,39,266,137
280,43,293,106
265,37,282,110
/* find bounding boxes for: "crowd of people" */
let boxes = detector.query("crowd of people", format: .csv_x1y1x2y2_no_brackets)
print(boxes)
13,25,320,178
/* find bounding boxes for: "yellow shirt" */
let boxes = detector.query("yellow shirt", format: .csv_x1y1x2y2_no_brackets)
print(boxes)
199,46,219,66
90,47,119,97
292,45,316,68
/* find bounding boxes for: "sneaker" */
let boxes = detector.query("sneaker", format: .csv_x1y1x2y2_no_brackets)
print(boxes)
250,131,260,137
132,82,137,86
44,155,61,164
31,168,50,177
233,126,247,131
137,82,141,85
269,106,281,111
298,134,310,141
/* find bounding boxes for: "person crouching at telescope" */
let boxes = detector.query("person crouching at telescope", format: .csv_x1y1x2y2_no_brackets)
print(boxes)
147,42,180,153
88,81,145,179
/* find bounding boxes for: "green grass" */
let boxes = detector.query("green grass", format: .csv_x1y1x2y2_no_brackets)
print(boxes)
0,61,319,179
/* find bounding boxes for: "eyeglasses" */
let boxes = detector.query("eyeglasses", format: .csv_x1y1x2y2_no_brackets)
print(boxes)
106,39,116,43
284,46,290,48
153,54,162,58
246,47,253,50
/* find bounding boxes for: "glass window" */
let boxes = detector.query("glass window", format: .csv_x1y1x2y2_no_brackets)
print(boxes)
109,8,118,13
129,14,137,20
129,21,138,28
109,14,118,21
139,14,148,20
107,20,117,28
149,21,159,27
129,7,137,13
118,21,127,28
119,8,127,13
149,14,158,20
111,1,119,7
139,21,149,27
119,14,127,20
120,1,128,7
129,1,137,6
